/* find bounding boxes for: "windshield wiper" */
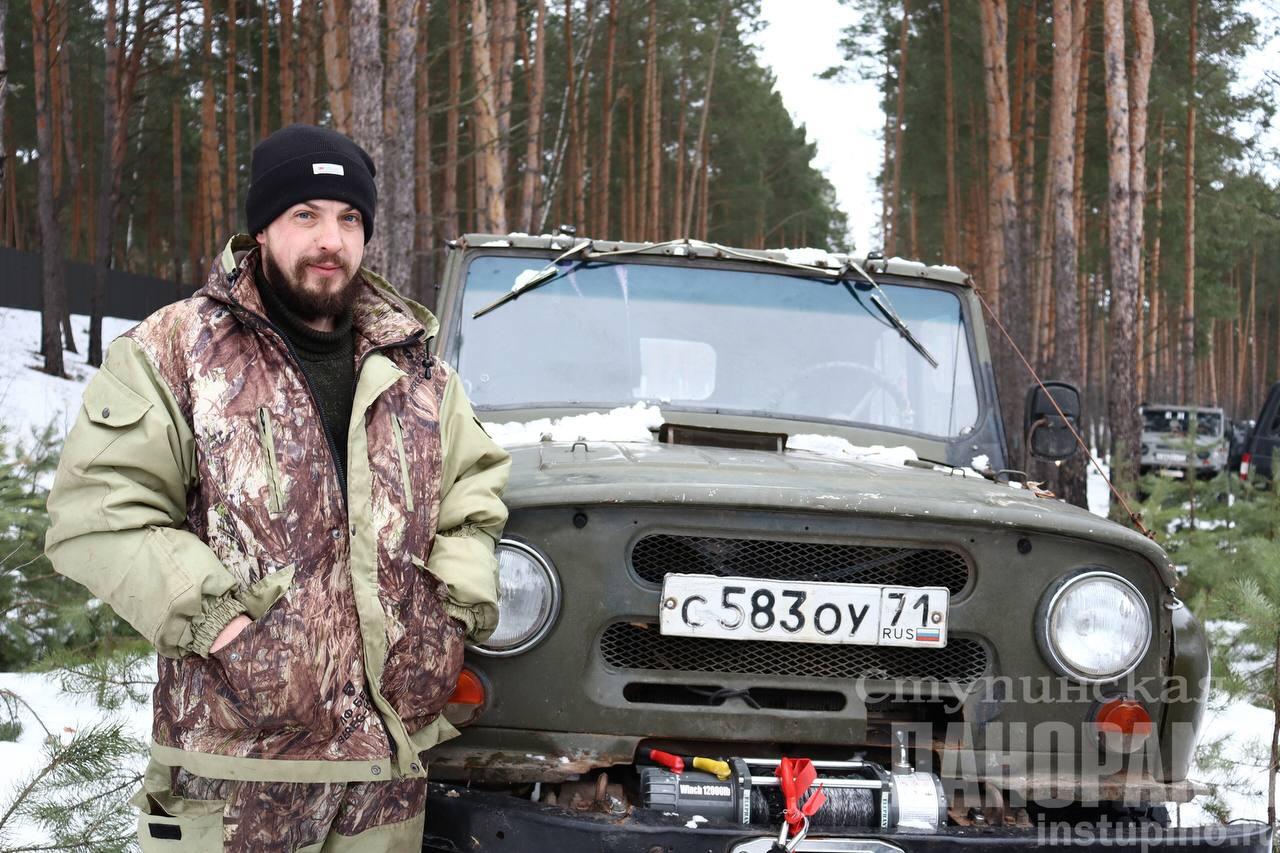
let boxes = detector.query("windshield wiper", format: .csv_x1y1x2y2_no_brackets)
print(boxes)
473,239,593,319
474,237,852,320
841,259,939,369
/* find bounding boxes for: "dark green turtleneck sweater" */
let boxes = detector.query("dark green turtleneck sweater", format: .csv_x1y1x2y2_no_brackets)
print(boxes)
256,275,356,482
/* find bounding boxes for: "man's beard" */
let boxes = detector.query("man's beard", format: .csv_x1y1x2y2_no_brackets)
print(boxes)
260,244,361,323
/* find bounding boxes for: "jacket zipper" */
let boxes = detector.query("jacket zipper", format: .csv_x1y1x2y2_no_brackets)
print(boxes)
390,413,415,512
256,406,286,514
235,296,424,510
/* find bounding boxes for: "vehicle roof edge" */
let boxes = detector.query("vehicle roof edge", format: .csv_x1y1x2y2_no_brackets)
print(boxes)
453,232,974,287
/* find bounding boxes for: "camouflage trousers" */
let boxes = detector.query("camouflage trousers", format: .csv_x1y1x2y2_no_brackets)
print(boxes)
136,767,428,852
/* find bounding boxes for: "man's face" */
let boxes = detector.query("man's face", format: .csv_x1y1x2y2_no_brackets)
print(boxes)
255,199,366,323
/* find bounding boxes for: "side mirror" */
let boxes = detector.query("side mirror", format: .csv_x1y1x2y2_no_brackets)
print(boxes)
1024,381,1082,462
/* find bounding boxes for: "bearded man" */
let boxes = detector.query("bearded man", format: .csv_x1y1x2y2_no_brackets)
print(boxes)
45,124,510,851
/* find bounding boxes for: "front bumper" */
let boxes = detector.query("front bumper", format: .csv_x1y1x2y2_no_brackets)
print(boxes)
423,784,1271,852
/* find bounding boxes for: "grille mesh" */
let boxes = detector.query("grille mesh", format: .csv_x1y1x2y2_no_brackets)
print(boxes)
600,623,989,685
631,534,970,593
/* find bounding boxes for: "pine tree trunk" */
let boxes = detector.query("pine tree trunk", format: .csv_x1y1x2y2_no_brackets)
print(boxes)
1102,0,1139,502
942,0,958,260
298,0,318,124
595,0,616,235
493,0,516,213
91,0,121,368
1183,0,1197,405
1128,0,1153,385
1046,0,1087,507
1247,247,1257,414
673,71,687,239
888,0,909,256
518,0,546,232
278,0,294,125
684,1,727,237
1018,0,1037,294
1147,123,1164,399
381,0,417,287
31,0,65,376
470,0,505,233
349,0,383,268
260,0,270,135
979,0,1028,462
646,1,661,240
443,0,461,237
413,0,434,301
323,0,351,133
225,0,238,238
1072,0,1090,382
200,0,224,260
172,6,184,290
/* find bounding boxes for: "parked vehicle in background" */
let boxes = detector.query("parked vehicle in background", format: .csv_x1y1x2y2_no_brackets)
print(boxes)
419,233,1267,852
1239,382,1280,484
1138,404,1228,480
1228,418,1255,473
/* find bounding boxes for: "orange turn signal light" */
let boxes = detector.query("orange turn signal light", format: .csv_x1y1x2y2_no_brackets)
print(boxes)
1095,698,1153,737
448,668,486,706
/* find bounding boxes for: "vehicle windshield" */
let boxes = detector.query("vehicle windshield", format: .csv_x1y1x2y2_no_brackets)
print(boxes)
456,256,982,439
1142,408,1223,438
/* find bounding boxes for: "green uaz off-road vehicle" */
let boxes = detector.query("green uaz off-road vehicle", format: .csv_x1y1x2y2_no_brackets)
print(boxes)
418,233,1266,853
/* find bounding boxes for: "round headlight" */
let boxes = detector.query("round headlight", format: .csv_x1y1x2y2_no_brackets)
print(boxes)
470,540,559,656
1040,571,1151,682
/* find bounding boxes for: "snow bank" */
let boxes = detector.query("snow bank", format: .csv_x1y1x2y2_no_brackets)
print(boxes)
786,434,917,467
0,308,136,447
482,403,664,447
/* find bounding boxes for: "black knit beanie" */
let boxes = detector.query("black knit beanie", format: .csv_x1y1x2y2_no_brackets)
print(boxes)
245,124,378,242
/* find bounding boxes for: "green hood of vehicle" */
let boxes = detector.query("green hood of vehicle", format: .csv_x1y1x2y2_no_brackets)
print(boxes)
501,440,1179,589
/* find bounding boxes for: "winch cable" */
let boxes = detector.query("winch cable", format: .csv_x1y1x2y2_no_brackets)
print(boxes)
970,283,1154,540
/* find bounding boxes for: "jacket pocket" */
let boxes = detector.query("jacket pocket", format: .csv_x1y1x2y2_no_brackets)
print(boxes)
379,560,464,729
208,567,309,729
80,366,154,465
255,406,285,516
135,788,224,852
391,412,415,512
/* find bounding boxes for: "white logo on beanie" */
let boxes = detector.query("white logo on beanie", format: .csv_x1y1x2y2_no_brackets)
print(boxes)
313,163,345,176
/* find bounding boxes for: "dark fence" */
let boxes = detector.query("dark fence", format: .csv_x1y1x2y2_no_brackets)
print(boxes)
0,247,198,321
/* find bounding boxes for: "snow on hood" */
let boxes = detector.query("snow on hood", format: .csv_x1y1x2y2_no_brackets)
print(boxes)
786,434,917,467
482,403,664,447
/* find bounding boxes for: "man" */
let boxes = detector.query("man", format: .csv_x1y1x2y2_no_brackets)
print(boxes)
45,124,510,851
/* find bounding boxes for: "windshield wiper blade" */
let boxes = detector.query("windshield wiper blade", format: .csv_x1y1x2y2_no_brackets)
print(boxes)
473,239,593,319
843,259,939,369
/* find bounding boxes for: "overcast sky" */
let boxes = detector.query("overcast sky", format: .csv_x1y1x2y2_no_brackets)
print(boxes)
752,0,1280,255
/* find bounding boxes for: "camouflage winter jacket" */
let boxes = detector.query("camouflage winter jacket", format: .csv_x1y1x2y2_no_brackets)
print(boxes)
45,235,511,783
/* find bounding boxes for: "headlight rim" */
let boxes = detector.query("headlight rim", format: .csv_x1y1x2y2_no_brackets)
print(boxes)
467,537,561,658
1037,568,1152,684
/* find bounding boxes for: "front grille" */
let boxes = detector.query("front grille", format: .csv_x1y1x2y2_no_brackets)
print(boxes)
600,623,990,686
631,534,970,593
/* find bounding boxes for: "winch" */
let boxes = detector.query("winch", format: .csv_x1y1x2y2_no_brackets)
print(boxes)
637,752,946,834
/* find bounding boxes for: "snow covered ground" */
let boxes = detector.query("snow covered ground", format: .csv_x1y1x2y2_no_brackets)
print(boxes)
0,307,1273,840
0,308,136,447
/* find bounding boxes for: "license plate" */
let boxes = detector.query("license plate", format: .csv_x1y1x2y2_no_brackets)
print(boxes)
1155,451,1187,463
659,574,949,648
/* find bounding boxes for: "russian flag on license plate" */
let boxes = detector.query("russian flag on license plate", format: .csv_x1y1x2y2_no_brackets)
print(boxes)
917,628,942,643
